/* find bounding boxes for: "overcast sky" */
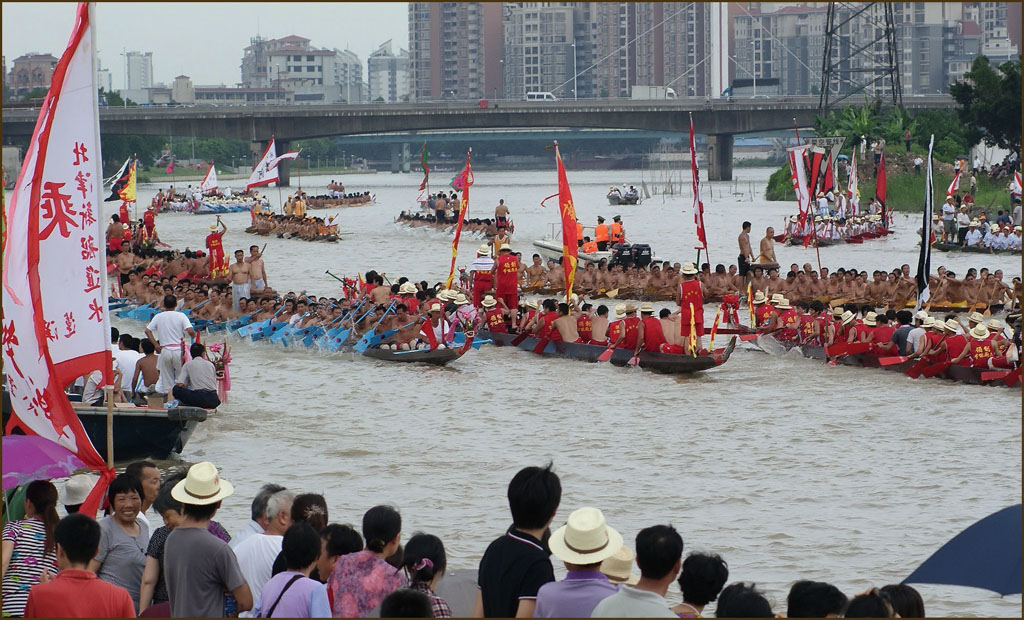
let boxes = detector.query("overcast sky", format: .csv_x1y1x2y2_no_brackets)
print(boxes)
2,2,409,88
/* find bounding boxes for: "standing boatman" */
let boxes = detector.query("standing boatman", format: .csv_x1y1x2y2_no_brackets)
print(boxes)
205,216,228,279
674,262,704,355
594,217,610,251
610,215,625,244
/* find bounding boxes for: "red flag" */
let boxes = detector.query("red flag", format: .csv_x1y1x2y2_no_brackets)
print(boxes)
418,143,429,191
165,159,174,175
689,114,707,250
875,151,887,223
946,169,961,197
2,1,114,516
445,150,473,289
821,155,835,196
554,143,578,301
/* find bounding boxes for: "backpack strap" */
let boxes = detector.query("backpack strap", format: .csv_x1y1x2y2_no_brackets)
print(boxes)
263,574,303,618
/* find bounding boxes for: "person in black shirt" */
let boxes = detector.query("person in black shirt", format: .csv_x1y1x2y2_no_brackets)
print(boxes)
474,463,561,618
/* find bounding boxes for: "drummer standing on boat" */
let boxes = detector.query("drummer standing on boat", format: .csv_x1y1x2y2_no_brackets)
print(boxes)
757,227,777,265
492,244,520,317
145,294,196,395
737,221,754,277
674,262,704,355
228,250,253,311
495,199,510,232
245,245,268,293
205,217,227,278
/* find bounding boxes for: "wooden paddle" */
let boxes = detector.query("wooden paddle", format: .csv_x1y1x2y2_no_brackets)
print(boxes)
509,331,532,346
879,356,910,366
627,354,640,366
904,358,933,378
532,336,550,354
921,360,952,378
981,370,1010,382
597,346,616,362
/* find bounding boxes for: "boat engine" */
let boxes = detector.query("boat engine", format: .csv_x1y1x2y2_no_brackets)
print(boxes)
630,243,653,268
610,243,633,268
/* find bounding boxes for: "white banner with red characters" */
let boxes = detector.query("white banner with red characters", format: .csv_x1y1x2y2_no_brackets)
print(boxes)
2,3,111,497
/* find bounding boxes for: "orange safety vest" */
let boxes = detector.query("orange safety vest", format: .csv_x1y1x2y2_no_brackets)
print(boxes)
576,222,583,239
582,240,598,253
595,224,609,242
610,222,624,242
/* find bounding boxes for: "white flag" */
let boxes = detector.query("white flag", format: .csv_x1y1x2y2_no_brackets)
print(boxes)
2,2,110,467
847,149,859,215
199,163,218,193
268,150,301,169
246,137,278,190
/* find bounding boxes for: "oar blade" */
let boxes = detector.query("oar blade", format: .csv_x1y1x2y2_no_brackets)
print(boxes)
597,347,616,362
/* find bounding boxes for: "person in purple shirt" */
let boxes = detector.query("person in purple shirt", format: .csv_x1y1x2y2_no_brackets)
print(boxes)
533,507,623,618
254,523,331,618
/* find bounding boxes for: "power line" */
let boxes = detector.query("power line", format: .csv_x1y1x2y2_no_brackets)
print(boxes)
731,1,824,83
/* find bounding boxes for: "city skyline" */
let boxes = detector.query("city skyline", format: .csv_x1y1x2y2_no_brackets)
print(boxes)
0,2,408,89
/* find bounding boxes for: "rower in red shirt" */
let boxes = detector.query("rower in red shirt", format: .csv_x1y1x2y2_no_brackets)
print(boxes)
751,291,777,331
921,320,949,363
205,217,227,278
143,204,156,238
775,298,798,341
967,324,995,368
798,302,819,345
867,313,895,355
470,244,495,307
638,304,667,353
118,201,131,227
613,304,641,349
481,296,508,333
537,300,561,341
675,262,704,354
492,244,520,312
577,304,593,344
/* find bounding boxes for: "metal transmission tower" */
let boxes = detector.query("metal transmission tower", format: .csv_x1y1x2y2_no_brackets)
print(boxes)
818,2,903,113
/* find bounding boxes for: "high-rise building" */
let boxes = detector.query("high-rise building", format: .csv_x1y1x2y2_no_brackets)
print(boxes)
590,2,634,98
368,40,411,103
503,3,580,100
408,2,504,101
240,35,364,104
125,51,153,90
97,60,113,93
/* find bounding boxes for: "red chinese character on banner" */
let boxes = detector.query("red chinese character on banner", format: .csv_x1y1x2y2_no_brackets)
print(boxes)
73,141,89,165
44,320,59,342
40,181,78,240
75,170,91,199
80,235,98,260
88,298,103,322
2,320,18,346
83,265,101,293
28,387,53,420
63,312,77,338
79,201,96,228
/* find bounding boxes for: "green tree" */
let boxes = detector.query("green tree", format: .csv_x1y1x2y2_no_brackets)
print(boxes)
20,87,48,101
99,88,136,107
949,55,1021,152
813,104,881,147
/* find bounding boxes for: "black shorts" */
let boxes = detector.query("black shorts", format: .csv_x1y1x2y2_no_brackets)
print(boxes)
496,216,508,228
597,241,608,251
738,254,750,277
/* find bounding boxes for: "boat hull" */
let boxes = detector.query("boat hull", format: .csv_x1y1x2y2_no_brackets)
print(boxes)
2,392,208,461
480,329,734,374
359,346,464,365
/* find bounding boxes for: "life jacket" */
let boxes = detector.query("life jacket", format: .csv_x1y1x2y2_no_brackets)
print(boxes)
594,224,609,242
582,240,598,253
610,222,624,243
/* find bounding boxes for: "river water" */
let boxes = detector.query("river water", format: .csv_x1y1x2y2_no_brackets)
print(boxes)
112,168,1020,617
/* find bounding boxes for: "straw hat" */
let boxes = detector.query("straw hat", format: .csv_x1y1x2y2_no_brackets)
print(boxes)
624,303,638,314
832,306,844,317
548,507,623,565
208,223,219,231
399,282,417,295
968,312,985,324
789,216,798,223
986,318,1004,332
171,462,233,506
601,545,641,586
752,291,768,305
841,310,856,326
639,303,655,314
481,295,498,308
770,293,785,305
775,297,791,310
428,303,443,313
914,310,930,321
969,324,990,339
969,219,980,226
922,316,935,328
945,319,961,333
477,244,491,255
60,473,98,506
499,244,512,252
861,312,877,327
454,293,470,306
931,319,947,331
525,300,539,309
680,262,698,275
613,304,626,318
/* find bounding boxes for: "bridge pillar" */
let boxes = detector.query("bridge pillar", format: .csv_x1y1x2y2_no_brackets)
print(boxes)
276,140,291,187
706,134,734,182
390,143,412,173
401,143,411,173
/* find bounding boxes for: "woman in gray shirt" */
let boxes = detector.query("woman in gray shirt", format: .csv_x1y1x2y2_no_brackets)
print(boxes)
89,474,149,611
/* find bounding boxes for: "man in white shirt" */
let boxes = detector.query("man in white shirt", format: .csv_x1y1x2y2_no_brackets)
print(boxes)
816,192,829,218
113,333,144,398
906,314,931,358
592,525,681,618
1013,201,1022,226
964,221,983,247
973,155,981,174
232,489,294,602
81,368,121,406
145,294,195,394
1009,227,1023,250
941,197,957,242
231,484,287,550
956,206,971,245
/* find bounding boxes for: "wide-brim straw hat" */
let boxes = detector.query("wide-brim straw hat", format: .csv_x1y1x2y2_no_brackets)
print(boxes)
481,295,498,308
209,223,219,231
601,545,641,586
525,300,538,309
429,303,443,313
970,220,980,226
789,216,798,223
171,462,233,506
499,244,512,252
945,319,961,333
639,303,655,313
775,298,791,310
478,244,491,255
770,293,785,304
60,473,98,506
399,282,417,295
968,312,985,324
454,294,470,306
548,507,623,565
614,304,626,318
863,312,878,327
680,262,698,275
914,310,930,321
987,318,1004,331
624,303,638,313
752,291,767,305
970,324,990,339
922,316,936,328
841,310,856,326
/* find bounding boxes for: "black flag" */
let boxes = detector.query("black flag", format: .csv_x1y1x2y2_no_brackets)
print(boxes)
104,157,132,202
916,135,935,309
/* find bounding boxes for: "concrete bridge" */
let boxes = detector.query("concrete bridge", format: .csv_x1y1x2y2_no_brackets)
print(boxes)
1,96,956,181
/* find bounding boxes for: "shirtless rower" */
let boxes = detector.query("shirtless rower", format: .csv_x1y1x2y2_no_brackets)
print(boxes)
551,302,582,342
757,227,777,265
738,221,755,279
227,249,252,312
246,245,269,292
494,199,511,232
370,275,391,305
525,255,547,288
589,305,611,345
